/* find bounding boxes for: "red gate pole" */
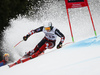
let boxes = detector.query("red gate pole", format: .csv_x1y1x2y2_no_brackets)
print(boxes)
87,4,97,37
67,8,74,42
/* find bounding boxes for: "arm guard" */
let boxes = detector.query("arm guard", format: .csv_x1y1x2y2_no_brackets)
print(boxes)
55,29,65,44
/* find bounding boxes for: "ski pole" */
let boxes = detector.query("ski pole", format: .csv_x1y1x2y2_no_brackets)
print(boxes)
14,40,23,48
63,42,73,47
44,42,73,55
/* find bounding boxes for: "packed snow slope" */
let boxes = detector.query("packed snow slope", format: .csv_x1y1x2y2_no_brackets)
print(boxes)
0,35,100,75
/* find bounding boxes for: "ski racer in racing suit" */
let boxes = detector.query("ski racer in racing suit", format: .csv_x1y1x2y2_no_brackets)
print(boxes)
17,21,65,63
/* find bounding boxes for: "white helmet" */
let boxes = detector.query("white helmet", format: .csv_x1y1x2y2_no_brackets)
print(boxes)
43,21,52,28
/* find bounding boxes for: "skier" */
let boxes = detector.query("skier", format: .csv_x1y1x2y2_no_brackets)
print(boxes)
0,53,9,67
11,21,65,65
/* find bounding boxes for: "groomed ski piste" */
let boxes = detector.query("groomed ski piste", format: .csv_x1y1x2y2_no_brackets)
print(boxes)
0,35,100,75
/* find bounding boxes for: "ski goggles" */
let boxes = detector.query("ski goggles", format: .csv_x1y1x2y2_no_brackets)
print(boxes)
45,27,51,31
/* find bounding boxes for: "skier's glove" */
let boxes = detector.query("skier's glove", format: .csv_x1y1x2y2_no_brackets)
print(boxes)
23,35,30,41
57,42,62,49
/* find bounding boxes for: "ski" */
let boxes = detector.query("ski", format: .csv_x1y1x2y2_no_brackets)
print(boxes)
8,56,31,68
8,62,17,68
8,52,45,68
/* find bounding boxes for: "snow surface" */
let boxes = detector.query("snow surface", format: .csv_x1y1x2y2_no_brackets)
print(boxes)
1,0,100,75
0,35,100,75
